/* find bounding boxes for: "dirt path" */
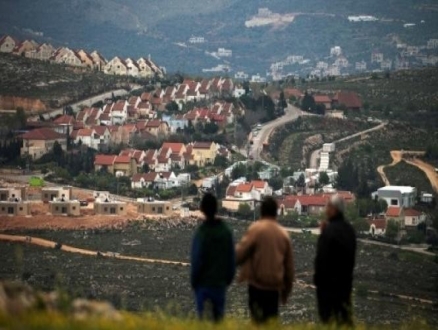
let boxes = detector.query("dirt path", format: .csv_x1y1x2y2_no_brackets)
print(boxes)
1,233,434,306
0,234,189,266
309,121,387,169
376,150,438,193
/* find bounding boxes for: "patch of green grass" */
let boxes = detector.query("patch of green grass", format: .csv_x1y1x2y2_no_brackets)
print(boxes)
0,312,434,330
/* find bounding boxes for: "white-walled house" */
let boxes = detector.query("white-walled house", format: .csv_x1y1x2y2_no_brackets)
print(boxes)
155,172,179,190
0,35,17,53
104,57,128,75
111,100,128,125
125,58,140,77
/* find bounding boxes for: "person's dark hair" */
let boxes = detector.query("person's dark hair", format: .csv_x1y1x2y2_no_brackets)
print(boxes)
200,193,218,219
260,197,278,219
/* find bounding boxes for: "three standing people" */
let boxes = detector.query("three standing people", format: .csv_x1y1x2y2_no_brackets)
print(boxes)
191,193,356,325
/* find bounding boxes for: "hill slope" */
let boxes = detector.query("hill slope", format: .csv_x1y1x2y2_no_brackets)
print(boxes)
1,0,438,74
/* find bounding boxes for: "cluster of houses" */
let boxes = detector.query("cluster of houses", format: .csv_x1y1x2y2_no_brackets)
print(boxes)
223,179,274,212
0,35,163,78
280,88,363,112
366,186,427,237
0,186,173,217
92,141,230,188
268,38,438,81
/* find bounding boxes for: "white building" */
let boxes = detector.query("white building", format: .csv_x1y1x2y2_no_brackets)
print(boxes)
217,48,232,57
376,186,417,208
189,36,205,44
355,61,367,71
427,39,438,49
330,46,342,57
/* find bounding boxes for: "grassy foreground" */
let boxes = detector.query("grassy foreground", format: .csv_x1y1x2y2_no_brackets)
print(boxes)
0,312,433,330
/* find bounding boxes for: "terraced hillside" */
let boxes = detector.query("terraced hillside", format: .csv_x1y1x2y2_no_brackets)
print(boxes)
0,220,437,325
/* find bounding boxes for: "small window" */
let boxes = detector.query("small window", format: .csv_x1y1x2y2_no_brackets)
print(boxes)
390,199,398,206
104,207,108,212
120,207,124,211
166,207,169,210
72,207,76,210
152,207,155,211
19,207,23,211
55,207,59,211
1,207,4,211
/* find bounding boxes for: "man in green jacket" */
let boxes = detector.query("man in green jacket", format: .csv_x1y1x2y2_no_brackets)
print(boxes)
191,193,236,321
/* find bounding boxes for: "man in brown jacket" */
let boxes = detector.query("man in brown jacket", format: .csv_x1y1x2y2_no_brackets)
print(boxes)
236,197,295,324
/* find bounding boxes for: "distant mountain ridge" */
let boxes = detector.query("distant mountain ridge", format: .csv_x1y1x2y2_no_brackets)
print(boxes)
1,0,438,74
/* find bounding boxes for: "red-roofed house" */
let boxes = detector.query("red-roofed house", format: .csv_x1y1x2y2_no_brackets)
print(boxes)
189,141,217,166
143,120,169,136
131,172,159,189
111,100,128,125
367,217,387,236
251,180,273,197
73,128,101,149
332,91,362,110
113,156,138,176
403,208,425,228
53,115,75,134
314,95,332,110
94,155,117,173
20,128,66,159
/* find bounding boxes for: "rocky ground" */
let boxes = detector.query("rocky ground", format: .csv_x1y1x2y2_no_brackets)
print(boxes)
0,219,437,325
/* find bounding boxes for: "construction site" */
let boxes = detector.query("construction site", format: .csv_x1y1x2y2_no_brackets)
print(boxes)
0,179,189,230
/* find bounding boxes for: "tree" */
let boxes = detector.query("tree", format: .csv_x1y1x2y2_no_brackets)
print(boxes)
165,101,179,113
278,91,288,109
214,155,228,168
15,108,27,129
296,174,306,188
319,172,330,185
231,163,246,180
237,203,252,219
386,219,399,240
301,92,315,112
268,176,283,191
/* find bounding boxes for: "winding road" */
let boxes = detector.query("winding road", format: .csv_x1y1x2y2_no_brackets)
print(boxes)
377,150,438,193
309,121,388,169
250,104,305,161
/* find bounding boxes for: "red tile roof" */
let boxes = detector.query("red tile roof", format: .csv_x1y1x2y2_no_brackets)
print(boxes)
146,120,161,128
162,142,184,153
386,206,402,218
404,208,422,217
77,128,94,137
368,218,387,230
112,101,126,112
20,128,64,140
193,142,213,149
54,115,75,125
314,95,332,103
132,172,157,182
297,195,329,206
94,154,116,166
334,91,362,109
251,180,267,189
236,183,253,193
114,155,133,164
226,185,237,197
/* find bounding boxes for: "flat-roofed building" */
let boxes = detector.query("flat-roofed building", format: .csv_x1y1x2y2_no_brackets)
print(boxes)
377,186,416,208
0,200,30,216
94,199,127,215
0,187,26,201
49,200,80,216
137,199,172,216
41,186,73,203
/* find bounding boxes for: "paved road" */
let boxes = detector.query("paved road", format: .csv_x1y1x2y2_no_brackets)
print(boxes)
250,104,305,161
309,121,388,169
28,87,141,121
